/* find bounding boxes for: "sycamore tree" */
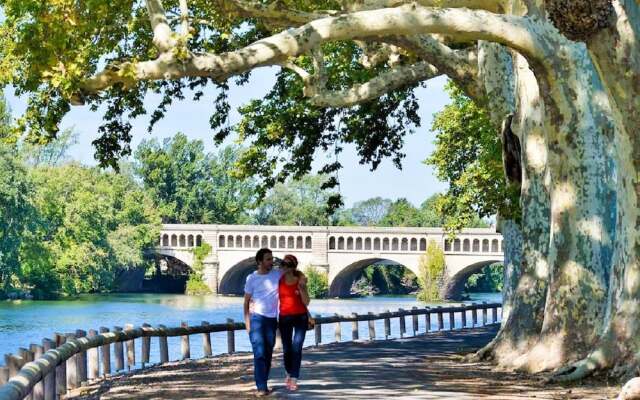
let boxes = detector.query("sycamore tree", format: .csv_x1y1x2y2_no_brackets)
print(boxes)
3,0,640,385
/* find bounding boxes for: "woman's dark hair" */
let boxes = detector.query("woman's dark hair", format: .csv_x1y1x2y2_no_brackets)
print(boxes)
255,248,272,263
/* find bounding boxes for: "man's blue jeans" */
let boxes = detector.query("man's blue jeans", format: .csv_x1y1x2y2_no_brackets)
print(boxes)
249,313,278,391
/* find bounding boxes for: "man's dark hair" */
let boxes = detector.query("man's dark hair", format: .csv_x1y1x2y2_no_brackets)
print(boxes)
255,248,272,263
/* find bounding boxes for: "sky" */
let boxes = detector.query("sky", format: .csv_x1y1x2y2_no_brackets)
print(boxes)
5,68,452,208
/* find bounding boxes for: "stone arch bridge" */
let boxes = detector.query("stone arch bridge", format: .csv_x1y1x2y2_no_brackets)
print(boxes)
155,224,504,300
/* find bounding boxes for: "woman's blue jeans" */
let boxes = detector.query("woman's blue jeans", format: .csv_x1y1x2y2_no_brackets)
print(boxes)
249,313,278,391
279,313,308,379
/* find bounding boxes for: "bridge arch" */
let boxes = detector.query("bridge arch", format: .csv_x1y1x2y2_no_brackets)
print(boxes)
328,258,418,298
218,257,257,295
442,259,502,300
218,256,284,296
154,249,194,268
146,250,196,293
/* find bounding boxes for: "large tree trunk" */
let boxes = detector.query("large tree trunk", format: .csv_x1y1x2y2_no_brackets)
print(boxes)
520,45,617,371
466,0,619,373
552,0,640,381
477,51,549,365
476,39,619,375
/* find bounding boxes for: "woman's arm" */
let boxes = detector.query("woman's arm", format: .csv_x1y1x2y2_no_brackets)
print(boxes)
297,272,311,306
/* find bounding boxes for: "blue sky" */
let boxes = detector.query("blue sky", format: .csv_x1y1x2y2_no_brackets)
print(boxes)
6,68,451,208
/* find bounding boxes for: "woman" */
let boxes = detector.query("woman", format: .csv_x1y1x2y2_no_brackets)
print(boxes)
278,254,312,391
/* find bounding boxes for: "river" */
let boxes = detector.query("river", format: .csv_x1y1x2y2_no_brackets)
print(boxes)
0,292,501,366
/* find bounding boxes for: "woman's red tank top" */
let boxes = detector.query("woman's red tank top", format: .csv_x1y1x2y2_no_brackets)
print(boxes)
279,276,307,316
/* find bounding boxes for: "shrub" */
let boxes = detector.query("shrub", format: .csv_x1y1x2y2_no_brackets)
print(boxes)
417,240,446,301
186,275,211,295
186,243,212,295
305,265,329,298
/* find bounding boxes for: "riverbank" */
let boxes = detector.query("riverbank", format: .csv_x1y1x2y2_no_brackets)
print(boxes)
66,326,619,399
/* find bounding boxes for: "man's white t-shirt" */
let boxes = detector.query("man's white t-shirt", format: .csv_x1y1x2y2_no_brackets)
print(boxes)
244,269,284,318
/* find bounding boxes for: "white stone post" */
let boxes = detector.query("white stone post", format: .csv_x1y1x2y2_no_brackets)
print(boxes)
311,229,329,273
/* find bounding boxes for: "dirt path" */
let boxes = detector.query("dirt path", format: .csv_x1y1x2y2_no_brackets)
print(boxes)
68,326,620,399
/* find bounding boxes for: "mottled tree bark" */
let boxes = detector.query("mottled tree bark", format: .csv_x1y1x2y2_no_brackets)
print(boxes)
499,219,523,323
516,45,617,371
552,0,640,381
477,51,549,365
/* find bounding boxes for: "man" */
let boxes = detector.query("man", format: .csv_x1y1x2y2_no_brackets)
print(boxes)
243,248,282,396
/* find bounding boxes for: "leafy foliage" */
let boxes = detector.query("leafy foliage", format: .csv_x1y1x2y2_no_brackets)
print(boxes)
0,0,423,200
426,82,520,232
0,144,37,295
378,195,488,228
465,263,504,293
0,2,511,227
135,133,257,224
254,174,340,226
417,240,446,302
350,265,418,296
349,197,392,226
21,163,162,297
21,128,78,166
304,265,328,299
379,198,425,227
229,54,422,211
186,243,213,295
2,122,163,299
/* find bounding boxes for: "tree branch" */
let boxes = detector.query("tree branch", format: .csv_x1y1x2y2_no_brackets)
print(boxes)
78,5,549,96
179,0,190,35
146,0,177,52
356,0,505,13
305,62,439,108
212,0,505,29
280,60,311,82
211,0,339,27
387,35,481,98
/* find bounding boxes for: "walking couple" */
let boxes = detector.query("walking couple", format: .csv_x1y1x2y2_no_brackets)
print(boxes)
244,248,314,396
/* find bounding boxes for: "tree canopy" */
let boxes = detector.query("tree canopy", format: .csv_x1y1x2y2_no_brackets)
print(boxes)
135,132,257,224
0,144,36,294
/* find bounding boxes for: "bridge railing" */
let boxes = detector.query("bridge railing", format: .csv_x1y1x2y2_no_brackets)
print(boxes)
0,302,501,400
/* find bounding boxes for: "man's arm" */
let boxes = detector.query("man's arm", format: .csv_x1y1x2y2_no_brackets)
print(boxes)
244,293,252,333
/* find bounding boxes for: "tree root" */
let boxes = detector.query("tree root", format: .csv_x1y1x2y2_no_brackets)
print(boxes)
548,351,607,382
466,337,497,362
